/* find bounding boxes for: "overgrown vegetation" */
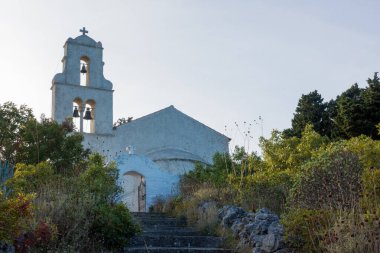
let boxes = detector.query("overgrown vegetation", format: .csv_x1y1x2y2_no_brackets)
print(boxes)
0,102,139,252
157,74,380,252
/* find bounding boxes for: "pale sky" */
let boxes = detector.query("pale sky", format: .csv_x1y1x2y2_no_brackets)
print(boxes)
1,1,380,153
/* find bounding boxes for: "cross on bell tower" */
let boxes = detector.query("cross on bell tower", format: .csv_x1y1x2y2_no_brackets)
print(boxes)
80,27,88,35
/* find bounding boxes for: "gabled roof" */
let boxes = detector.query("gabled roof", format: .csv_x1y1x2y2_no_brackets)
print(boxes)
116,105,231,141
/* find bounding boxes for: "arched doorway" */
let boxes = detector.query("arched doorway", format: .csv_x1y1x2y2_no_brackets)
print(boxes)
121,171,146,212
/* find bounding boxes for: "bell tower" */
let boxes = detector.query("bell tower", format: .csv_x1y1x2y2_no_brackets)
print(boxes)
51,28,113,134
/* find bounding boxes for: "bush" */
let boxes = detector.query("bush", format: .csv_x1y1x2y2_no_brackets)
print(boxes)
361,168,380,213
282,208,333,252
3,154,139,252
6,162,54,194
231,169,293,214
289,150,362,210
90,204,140,250
323,210,380,253
0,192,34,243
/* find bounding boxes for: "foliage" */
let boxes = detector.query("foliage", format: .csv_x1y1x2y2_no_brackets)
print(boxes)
232,170,294,214
323,210,380,253
0,192,34,242
90,203,140,250
291,90,331,138
287,73,380,140
79,153,121,204
289,150,362,210
282,208,333,252
3,154,137,251
16,117,88,172
113,117,133,128
334,83,367,139
0,102,34,164
361,169,380,213
260,124,328,171
6,162,54,194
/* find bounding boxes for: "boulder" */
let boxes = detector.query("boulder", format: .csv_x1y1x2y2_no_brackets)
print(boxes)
218,206,286,253
218,205,246,227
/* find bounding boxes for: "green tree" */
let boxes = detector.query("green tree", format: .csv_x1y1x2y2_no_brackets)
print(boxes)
362,73,380,139
291,90,329,137
16,117,88,172
334,83,367,138
0,102,34,164
260,124,328,171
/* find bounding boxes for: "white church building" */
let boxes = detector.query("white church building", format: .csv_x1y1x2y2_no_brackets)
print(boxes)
51,28,230,212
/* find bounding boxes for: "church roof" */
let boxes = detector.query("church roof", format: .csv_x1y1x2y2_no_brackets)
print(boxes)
66,35,103,48
117,105,231,141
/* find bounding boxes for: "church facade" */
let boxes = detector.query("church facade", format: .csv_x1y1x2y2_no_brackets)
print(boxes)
51,29,230,211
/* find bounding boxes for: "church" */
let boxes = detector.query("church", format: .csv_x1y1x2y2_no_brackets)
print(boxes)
51,28,230,212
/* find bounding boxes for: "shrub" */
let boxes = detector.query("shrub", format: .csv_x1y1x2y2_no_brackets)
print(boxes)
6,162,54,194
282,208,333,252
90,204,140,250
4,154,139,251
230,169,294,214
0,192,34,243
361,168,380,213
289,150,362,210
323,210,380,253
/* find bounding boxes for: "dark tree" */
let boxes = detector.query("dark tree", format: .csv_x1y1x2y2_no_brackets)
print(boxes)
335,84,369,139
0,102,34,164
16,117,89,172
362,73,380,139
291,90,329,137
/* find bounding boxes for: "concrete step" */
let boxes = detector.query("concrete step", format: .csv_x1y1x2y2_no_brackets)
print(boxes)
124,247,232,253
142,228,200,236
135,218,186,227
125,213,232,252
129,235,223,248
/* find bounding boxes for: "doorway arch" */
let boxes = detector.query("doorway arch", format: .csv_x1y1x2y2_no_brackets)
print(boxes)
121,171,146,212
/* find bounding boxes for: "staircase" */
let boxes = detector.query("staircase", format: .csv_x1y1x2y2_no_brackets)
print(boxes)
124,212,232,253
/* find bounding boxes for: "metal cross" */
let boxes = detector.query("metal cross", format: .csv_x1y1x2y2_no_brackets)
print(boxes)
80,27,88,35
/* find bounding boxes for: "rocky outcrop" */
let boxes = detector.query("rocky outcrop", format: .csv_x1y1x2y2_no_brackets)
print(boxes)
0,242,14,253
218,206,289,253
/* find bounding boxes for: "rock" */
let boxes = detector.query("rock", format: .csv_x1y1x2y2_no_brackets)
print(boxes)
252,247,265,253
0,242,14,253
218,205,246,227
250,220,271,235
251,234,265,247
255,208,279,223
261,234,281,252
218,205,286,253
231,220,245,237
268,221,284,235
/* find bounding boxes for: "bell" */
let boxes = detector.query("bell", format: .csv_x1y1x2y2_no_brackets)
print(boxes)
83,108,93,120
72,106,80,118
80,63,87,74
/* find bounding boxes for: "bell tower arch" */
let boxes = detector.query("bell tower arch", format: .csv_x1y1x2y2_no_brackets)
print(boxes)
51,28,114,135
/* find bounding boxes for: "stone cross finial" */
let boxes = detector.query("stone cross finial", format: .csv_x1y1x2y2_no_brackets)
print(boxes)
80,27,88,35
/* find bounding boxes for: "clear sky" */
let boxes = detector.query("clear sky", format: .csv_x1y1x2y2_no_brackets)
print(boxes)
1,1,380,153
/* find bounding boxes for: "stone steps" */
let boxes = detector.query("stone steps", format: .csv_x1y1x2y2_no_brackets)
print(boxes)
124,247,231,253
129,235,223,248
124,212,232,253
